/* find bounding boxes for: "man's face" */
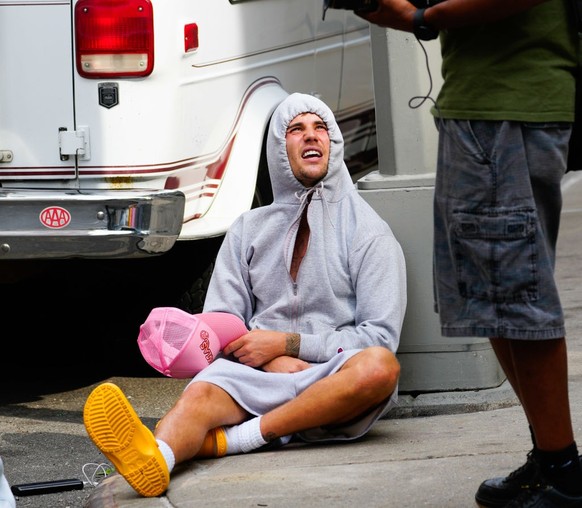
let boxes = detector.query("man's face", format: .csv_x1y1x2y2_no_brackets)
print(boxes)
285,112,330,187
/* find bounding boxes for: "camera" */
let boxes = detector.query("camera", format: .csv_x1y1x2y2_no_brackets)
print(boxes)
322,0,444,18
408,0,445,6
323,0,379,15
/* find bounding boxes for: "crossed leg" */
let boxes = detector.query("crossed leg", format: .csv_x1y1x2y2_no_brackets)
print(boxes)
155,346,400,464
84,346,399,497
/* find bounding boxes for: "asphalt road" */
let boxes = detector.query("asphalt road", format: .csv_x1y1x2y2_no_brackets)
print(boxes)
0,240,219,508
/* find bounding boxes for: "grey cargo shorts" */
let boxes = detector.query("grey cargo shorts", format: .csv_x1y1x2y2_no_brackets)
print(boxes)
433,119,569,340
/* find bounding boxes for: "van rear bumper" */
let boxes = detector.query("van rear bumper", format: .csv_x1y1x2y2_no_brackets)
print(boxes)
0,188,185,259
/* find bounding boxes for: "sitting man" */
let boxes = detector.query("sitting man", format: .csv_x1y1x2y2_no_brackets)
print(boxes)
83,92,407,498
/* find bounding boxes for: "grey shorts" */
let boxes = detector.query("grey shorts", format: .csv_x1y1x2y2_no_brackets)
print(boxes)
433,119,569,340
189,349,398,442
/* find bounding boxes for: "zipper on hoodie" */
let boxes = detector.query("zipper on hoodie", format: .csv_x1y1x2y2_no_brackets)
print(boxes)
288,193,311,332
291,280,300,331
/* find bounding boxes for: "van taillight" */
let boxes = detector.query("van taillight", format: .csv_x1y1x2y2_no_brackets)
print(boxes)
75,0,154,78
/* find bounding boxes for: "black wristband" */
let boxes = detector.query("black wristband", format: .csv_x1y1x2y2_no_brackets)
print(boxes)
413,8,439,41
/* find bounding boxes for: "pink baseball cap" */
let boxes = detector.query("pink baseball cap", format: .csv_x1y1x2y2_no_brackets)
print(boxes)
137,307,248,378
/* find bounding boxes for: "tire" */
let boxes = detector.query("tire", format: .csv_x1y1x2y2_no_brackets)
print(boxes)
176,252,217,314
172,235,225,314
251,126,274,208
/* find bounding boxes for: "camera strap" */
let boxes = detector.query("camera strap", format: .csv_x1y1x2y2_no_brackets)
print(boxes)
572,0,582,33
567,0,582,171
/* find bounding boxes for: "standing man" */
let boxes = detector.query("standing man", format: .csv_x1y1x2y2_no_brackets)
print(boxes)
83,92,407,498
358,1,582,506
0,457,15,508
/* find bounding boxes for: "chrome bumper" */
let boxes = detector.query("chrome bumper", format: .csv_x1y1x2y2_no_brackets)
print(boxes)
0,188,185,259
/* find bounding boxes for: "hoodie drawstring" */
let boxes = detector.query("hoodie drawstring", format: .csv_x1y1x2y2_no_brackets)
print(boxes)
294,183,335,229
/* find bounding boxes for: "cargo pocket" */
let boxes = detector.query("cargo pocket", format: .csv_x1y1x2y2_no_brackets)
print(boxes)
452,210,538,303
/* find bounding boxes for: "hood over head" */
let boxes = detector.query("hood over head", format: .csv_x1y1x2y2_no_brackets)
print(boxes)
266,93,354,205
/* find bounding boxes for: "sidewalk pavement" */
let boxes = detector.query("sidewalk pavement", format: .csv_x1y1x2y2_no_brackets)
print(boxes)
85,172,582,508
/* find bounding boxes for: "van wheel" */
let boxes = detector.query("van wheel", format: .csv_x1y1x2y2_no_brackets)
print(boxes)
174,235,224,314
251,141,273,208
176,256,216,314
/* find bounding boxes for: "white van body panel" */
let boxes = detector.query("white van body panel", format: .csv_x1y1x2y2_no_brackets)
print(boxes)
0,0,377,258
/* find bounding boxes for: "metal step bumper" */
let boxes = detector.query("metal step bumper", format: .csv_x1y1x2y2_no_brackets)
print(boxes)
0,188,185,259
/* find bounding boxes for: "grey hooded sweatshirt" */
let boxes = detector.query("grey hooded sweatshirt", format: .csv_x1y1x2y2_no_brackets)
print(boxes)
203,92,407,363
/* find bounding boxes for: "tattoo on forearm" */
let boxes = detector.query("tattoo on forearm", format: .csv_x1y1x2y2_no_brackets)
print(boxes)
265,431,278,443
285,333,300,357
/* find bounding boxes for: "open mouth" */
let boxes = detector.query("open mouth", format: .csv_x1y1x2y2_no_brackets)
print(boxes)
302,149,322,159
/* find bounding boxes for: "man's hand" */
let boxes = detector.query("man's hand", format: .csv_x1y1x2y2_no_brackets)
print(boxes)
357,0,551,31
356,0,416,31
223,330,301,368
261,356,311,373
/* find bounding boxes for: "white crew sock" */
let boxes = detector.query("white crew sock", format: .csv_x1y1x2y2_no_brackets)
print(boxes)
224,416,267,455
0,457,16,508
156,439,175,473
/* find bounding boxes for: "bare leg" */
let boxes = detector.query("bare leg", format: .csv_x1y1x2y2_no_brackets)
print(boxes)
490,338,523,403
260,347,400,441
490,337,573,451
155,381,250,464
156,346,398,463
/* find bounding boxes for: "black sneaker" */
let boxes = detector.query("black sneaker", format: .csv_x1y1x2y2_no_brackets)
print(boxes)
504,485,582,507
475,451,542,508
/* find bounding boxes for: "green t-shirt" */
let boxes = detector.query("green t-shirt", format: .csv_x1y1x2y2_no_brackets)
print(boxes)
433,0,579,122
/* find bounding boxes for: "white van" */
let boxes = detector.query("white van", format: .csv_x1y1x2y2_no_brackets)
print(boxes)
0,0,377,305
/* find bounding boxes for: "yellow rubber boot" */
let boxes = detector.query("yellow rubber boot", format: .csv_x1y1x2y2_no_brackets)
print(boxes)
83,382,170,497
195,427,228,458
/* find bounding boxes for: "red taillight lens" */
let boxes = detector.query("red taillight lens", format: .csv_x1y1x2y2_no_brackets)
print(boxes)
184,23,198,53
75,0,154,78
